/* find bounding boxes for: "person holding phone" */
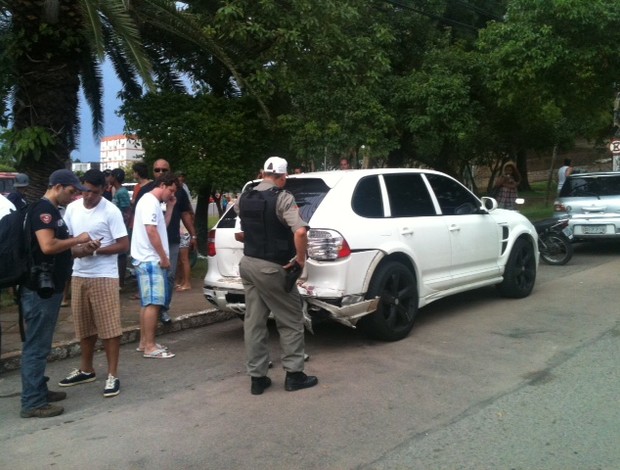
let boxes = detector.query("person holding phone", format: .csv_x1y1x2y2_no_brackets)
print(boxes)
59,169,129,398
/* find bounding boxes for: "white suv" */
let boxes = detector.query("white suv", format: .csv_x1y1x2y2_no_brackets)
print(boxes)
204,169,538,341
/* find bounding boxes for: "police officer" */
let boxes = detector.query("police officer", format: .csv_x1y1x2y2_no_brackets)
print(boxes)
238,156,318,395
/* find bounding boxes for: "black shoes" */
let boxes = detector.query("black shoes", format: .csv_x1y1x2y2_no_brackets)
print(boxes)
285,372,318,392
47,390,67,402
251,376,272,395
20,404,64,418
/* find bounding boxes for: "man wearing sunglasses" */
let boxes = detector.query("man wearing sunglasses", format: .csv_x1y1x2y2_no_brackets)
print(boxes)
134,159,197,324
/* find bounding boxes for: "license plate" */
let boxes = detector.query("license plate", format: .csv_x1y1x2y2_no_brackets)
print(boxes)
582,225,607,234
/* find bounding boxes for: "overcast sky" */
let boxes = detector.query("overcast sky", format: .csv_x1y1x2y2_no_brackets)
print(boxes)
71,61,125,163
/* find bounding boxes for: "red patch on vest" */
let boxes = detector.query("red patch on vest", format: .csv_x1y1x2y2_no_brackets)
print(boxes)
40,213,53,224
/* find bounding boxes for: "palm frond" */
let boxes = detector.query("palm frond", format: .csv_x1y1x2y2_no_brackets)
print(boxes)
79,50,104,139
99,0,154,89
136,0,270,118
80,0,106,60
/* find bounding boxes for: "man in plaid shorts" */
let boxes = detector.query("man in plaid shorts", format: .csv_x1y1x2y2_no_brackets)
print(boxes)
59,169,129,397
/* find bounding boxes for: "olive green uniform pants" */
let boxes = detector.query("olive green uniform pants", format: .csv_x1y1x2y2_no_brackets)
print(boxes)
239,256,305,377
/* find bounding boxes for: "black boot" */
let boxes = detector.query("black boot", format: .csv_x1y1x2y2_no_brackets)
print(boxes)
251,376,272,395
285,372,318,392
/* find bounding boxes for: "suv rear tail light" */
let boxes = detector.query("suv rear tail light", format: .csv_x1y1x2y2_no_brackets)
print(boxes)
553,202,568,212
308,229,351,260
207,229,216,257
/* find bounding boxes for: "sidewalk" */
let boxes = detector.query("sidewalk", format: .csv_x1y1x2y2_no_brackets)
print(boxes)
0,276,235,374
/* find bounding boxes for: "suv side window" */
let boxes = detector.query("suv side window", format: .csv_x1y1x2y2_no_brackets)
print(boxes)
383,173,436,217
425,173,480,215
352,176,384,218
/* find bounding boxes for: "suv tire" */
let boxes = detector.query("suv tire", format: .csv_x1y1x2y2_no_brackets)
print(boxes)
359,261,418,341
496,238,536,298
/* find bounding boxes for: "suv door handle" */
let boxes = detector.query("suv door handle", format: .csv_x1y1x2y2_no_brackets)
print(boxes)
449,224,461,232
400,227,414,235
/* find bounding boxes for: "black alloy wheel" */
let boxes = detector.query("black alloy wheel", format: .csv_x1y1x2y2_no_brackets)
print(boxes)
359,261,418,341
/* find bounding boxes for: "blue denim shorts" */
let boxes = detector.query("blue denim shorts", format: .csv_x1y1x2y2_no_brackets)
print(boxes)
133,260,171,308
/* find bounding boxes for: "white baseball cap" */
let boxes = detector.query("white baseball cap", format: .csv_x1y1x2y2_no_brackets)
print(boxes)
263,156,288,174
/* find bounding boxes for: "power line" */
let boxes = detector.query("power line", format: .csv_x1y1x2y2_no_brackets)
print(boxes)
381,0,504,32
382,0,480,32
450,0,504,22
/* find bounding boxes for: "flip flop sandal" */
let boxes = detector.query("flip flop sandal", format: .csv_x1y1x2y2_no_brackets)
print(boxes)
136,343,168,352
143,348,175,359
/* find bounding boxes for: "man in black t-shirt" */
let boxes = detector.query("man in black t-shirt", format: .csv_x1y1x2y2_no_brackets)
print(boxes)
134,159,197,323
19,170,97,419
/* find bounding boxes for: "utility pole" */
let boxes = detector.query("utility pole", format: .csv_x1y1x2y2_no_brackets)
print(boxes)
612,91,620,171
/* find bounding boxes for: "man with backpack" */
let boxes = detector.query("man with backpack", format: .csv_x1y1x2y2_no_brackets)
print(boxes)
19,170,98,418
0,194,16,353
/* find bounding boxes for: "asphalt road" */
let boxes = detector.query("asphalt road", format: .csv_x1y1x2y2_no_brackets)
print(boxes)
0,241,619,469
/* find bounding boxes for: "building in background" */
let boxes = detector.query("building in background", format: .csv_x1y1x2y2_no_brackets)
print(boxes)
72,162,100,173
100,134,144,171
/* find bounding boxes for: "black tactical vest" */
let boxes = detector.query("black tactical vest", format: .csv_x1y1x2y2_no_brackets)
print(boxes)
239,187,296,265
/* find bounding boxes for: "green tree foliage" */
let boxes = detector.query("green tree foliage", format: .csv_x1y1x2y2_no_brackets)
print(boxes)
6,0,620,201
122,91,269,191
476,0,620,187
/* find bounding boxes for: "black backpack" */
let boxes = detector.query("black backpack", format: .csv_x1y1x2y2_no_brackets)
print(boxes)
0,201,38,289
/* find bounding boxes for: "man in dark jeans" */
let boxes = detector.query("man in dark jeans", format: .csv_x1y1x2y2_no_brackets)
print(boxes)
19,170,97,418
134,159,197,324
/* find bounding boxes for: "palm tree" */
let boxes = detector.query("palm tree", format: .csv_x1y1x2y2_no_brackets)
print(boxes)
0,0,242,197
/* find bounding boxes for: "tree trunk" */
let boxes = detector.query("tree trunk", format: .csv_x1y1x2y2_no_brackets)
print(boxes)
10,0,83,198
516,148,531,192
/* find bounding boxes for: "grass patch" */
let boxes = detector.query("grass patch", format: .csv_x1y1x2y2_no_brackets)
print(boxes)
191,255,208,280
518,182,557,221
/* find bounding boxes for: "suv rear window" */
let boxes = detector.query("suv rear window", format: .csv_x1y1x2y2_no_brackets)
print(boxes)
285,178,330,222
560,175,620,197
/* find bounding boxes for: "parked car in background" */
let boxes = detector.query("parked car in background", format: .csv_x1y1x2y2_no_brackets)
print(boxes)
204,169,539,341
0,172,17,196
554,171,620,240
122,182,137,199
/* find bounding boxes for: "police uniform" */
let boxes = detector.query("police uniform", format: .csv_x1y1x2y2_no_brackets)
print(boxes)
238,180,308,377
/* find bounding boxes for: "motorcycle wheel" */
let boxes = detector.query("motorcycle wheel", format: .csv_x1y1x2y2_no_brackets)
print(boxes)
539,233,573,265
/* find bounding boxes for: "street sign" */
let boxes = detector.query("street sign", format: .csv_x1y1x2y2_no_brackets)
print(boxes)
609,140,620,154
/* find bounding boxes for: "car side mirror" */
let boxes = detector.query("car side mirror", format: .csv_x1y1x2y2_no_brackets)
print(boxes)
481,196,498,211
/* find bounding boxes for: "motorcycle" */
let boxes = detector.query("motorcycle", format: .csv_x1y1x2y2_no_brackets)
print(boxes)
534,218,574,265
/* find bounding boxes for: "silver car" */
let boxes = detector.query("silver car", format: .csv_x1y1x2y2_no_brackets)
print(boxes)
554,171,620,239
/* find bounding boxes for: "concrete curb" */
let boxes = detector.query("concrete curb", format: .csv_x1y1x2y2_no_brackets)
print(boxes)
0,308,235,374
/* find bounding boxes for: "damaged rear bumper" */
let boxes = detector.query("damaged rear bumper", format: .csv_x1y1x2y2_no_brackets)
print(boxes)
204,286,378,331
